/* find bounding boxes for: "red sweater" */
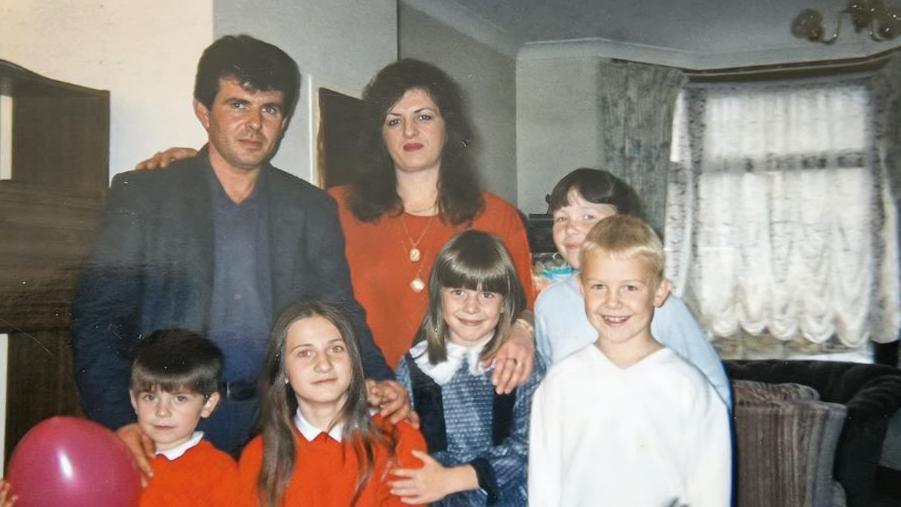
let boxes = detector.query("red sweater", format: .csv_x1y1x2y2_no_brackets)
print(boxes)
237,418,426,507
139,440,239,507
329,187,535,368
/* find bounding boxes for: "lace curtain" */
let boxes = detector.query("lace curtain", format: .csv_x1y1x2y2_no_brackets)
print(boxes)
666,74,900,347
597,60,686,233
871,54,901,321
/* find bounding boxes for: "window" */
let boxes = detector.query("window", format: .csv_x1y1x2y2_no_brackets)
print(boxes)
666,78,899,360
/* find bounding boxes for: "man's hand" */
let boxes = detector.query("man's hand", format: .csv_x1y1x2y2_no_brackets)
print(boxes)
482,316,535,394
366,379,417,426
134,147,197,170
390,451,477,504
116,423,155,486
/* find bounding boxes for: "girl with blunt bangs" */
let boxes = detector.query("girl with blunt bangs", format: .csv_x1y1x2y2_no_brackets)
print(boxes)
391,231,544,506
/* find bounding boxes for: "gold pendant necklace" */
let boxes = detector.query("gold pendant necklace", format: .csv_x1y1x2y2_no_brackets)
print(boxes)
400,213,437,293
401,214,436,263
409,277,426,293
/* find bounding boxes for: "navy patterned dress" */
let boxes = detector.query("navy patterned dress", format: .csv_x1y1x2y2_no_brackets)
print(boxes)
396,347,545,506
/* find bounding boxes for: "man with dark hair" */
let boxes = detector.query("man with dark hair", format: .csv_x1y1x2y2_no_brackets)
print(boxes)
72,35,397,465
193,35,300,117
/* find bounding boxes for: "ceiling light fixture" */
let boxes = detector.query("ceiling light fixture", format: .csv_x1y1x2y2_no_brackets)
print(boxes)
792,0,901,43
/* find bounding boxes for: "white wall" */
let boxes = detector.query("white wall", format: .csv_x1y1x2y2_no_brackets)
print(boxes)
516,56,605,213
215,0,398,182
0,0,214,178
399,4,519,204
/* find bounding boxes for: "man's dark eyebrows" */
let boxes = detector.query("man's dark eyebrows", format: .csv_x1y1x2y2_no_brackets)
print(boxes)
264,101,284,109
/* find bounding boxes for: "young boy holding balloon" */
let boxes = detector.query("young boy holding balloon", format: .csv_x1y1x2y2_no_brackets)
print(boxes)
2,329,238,506
129,329,239,506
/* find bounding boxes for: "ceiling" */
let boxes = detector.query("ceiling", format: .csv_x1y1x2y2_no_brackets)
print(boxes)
405,0,901,68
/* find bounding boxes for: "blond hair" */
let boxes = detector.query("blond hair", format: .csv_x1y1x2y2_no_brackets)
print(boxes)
579,214,664,282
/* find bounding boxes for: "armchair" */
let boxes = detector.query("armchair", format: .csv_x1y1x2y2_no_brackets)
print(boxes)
732,380,847,507
726,360,901,507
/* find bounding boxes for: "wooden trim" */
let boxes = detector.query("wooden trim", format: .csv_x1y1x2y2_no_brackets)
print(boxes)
683,48,897,82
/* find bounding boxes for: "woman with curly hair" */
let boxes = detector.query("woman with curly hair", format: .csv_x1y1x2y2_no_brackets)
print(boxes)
329,59,536,388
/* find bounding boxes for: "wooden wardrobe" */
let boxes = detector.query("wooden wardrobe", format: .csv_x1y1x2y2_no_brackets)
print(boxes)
0,60,108,464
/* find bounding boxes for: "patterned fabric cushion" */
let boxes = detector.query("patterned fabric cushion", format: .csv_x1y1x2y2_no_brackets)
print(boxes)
734,380,820,404
734,398,847,507
726,359,901,507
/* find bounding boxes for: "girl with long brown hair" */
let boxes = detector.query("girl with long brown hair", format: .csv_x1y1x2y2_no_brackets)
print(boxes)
237,299,425,506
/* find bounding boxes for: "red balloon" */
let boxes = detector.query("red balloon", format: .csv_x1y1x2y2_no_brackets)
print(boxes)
7,416,141,507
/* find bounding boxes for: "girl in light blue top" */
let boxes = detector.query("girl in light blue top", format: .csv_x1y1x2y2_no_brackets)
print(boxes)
535,168,732,408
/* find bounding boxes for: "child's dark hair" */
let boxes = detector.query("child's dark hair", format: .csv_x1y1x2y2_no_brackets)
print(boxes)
546,168,644,218
130,329,223,397
415,230,526,364
257,298,393,507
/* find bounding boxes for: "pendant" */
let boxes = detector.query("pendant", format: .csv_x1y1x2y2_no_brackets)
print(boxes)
409,247,422,262
410,277,426,293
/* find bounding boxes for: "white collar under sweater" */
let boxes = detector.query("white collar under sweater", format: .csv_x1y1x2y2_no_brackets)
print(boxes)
156,431,204,460
294,408,344,442
410,337,492,386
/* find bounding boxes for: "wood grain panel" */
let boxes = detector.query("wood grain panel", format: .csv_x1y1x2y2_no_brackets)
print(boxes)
1,60,107,465
0,184,102,331
4,329,84,464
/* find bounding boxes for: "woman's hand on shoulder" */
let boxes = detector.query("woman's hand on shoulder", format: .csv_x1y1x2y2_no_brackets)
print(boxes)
134,147,197,170
483,313,536,394
390,451,476,504
116,423,155,486
366,379,419,428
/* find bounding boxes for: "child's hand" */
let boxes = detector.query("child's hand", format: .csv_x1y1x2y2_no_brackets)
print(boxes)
390,451,477,504
0,479,18,507
116,423,156,486
366,380,415,425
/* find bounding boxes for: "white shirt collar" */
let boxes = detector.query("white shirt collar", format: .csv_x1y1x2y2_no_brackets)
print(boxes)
156,431,204,460
294,409,344,442
411,336,491,386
